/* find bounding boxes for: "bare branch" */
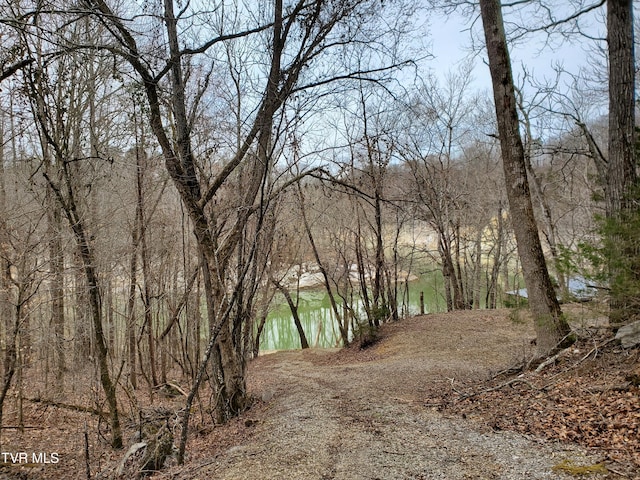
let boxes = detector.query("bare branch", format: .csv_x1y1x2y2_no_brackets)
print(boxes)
0,58,34,82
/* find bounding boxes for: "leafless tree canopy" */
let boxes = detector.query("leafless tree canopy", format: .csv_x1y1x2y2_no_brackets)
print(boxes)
0,0,635,471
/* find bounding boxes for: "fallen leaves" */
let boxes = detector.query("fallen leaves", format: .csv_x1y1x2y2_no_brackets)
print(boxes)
435,335,640,475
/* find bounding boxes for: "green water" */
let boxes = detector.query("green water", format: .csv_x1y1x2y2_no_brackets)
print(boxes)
259,271,447,351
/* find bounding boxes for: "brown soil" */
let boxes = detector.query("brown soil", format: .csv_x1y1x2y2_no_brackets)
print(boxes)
1,308,638,479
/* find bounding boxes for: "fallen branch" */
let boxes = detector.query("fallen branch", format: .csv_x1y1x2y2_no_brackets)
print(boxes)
491,364,525,379
606,462,631,478
26,397,107,418
0,425,44,429
115,442,147,478
534,347,571,373
154,382,188,398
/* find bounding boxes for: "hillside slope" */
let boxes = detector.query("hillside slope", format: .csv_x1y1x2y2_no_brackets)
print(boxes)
167,309,632,479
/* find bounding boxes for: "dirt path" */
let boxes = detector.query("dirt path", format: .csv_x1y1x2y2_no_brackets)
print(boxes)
171,310,603,480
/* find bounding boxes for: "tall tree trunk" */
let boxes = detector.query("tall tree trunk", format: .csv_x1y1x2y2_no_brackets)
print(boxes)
606,0,636,216
606,0,637,326
354,220,373,327
472,228,483,309
0,309,18,452
479,0,572,356
125,205,139,389
139,180,158,388
439,235,464,311
27,41,122,446
372,166,386,321
486,203,504,309
253,282,276,357
47,190,66,390
0,113,16,450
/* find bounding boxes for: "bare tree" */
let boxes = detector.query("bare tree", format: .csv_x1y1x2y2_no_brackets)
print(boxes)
399,66,480,311
19,20,124,445
479,0,572,357
0,105,15,449
266,194,310,350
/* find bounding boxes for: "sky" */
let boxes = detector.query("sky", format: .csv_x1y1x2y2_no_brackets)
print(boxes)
426,4,607,94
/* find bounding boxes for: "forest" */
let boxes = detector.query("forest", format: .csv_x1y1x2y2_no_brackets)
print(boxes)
0,0,637,476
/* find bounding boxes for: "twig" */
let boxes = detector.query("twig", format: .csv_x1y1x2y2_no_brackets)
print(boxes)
382,449,406,455
586,382,632,394
491,364,525,379
84,421,91,480
575,337,617,366
458,377,539,400
0,425,43,429
606,465,630,478
447,377,465,395
534,348,568,373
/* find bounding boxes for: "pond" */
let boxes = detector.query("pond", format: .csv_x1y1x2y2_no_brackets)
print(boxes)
259,271,448,351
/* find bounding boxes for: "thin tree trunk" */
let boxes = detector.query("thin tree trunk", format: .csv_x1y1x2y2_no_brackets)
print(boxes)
44,171,123,449
298,184,349,345
472,228,483,309
0,312,18,451
0,130,16,448
354,218,373,326
372,174,385,319
125,209,139,389
272,279,309,349
518,94,566,296
486,203,504,309
253,282,276,357
46,190,66,389
139,195,158,388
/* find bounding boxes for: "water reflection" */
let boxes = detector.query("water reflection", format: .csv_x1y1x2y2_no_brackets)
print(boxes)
259,274,445,352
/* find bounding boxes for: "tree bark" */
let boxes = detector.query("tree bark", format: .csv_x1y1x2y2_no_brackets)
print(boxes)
47,190,66,389
606,0,636,217
479,0,572,356
606,0,637,326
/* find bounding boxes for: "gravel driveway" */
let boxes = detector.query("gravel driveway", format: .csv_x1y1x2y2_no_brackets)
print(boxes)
173,311,606,480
